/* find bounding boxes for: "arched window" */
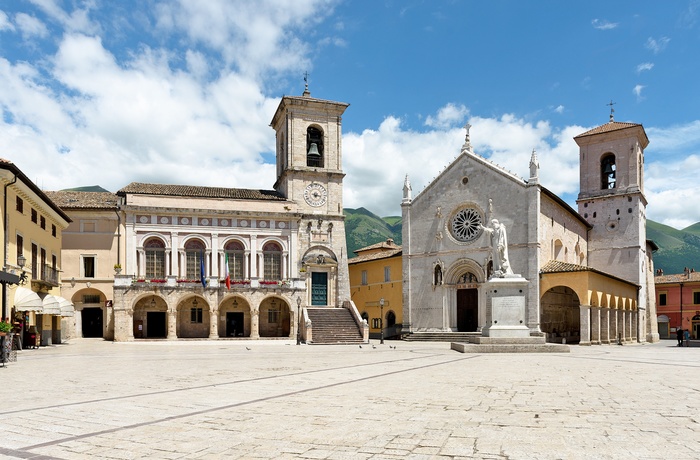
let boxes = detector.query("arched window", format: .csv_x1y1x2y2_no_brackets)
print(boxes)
554,240,563,261
601,154,616,189
144,238,166,279
185,239,205,279
263,242,282,280
224,240,245,280
306,126,324,167
434,265,443,286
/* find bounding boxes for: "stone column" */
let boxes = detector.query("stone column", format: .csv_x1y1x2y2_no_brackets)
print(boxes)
250,310,260,339
209,309,219,338
579,304,591,346
250,236,258,279
167,309,177,340
632,310,639,343
617,310,624,343
282,251,288,280
600,308,610,344
591,306,601,345
113,309,134,342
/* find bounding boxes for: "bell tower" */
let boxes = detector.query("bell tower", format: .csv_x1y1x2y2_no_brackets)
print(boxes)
575,112,650,292
270,87,351,306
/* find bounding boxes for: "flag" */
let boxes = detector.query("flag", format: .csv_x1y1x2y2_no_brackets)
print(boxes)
200,249,206,288
224,253,231,290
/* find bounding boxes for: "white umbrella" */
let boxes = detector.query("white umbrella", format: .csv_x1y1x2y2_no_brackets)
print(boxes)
56,297,75,317
39,293,60,315
13,287,43,312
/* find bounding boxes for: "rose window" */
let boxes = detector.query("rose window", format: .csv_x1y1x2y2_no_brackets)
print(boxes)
450,207,482,242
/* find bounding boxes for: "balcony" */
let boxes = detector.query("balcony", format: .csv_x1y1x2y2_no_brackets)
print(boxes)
32,264,59,288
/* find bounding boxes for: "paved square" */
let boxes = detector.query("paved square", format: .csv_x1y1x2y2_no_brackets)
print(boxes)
0,339,698,459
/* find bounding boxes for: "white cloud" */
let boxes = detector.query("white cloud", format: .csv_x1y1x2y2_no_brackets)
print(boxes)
636,62,654,73
591,19,618,30
153,0,339,77
646,36,670,54
0,10,15,31
554,105,565,114
15,12,49,39
424,103,468,129
27,0,99,34
633,84,645,101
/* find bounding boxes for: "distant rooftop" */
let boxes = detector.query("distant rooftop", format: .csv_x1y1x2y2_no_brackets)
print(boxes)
117,182,287,201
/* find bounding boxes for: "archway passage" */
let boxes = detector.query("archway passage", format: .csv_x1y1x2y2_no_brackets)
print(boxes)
541,286,581,343
457,288,478,332
259,298,290,337
82,307,103,338
220,297,251,338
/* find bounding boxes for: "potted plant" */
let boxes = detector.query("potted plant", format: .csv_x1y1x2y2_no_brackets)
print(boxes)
114,263,122,274
0,321,12,335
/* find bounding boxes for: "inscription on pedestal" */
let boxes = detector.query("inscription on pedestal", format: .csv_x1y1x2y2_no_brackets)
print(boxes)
492,296,525,326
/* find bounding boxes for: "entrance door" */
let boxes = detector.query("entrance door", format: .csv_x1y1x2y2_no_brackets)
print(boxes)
146,312,166,338
82,307,103,338
457,289,478,332
226,312,244,337
311,272,328,306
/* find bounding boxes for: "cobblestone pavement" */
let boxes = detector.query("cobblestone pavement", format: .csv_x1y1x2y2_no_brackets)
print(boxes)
0,339,698,460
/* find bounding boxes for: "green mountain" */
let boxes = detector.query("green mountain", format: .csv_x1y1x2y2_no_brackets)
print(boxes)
344,208,402,256
61,185,111,192
342,211,699,275
648,220,700,274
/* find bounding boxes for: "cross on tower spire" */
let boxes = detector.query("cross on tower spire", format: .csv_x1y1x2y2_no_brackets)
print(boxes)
303,71,310,97
607,100,616,122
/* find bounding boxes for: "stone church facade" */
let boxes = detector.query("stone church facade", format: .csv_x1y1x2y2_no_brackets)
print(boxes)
107,91,356,341
402,117,658,345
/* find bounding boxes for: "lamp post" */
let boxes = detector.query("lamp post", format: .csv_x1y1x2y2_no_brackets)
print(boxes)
379,297,385,344
296,296,302,345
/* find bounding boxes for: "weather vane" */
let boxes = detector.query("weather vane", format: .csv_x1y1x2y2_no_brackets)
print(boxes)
607,100,616,122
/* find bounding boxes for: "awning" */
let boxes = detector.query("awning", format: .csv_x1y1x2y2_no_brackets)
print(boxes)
13,287,43,312
38,293,60,315
56,296,75,317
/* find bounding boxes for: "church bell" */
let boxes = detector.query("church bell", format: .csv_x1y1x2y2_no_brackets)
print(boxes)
307,142,321,157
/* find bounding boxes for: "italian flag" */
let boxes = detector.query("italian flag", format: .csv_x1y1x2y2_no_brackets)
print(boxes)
224,253,231,290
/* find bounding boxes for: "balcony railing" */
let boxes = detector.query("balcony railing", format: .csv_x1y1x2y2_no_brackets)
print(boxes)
39,264,59,286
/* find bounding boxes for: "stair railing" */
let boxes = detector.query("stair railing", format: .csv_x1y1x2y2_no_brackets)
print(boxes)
343,300,369,343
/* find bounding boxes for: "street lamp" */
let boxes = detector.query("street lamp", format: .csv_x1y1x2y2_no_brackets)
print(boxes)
379,297,385,344
296,296,302,345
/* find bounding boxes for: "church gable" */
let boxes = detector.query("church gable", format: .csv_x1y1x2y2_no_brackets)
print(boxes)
407,150,531,256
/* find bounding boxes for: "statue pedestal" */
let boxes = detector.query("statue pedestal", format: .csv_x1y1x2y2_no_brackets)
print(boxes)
480,275,533,339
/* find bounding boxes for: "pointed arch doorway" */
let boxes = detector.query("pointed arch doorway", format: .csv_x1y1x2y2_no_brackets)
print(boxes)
456,272,479,332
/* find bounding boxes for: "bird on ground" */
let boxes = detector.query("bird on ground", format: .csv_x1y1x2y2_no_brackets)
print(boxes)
245,347,251,351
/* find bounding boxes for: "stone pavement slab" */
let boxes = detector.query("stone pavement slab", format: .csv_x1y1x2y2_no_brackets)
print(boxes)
0,339,698,459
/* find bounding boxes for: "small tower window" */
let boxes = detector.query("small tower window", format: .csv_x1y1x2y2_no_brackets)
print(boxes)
601,154,616,189
306,126,324,168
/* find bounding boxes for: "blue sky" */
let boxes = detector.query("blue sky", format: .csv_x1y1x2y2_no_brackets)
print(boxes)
1,1,700,228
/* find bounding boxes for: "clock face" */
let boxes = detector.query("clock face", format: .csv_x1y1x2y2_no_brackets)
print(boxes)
304,183,327,207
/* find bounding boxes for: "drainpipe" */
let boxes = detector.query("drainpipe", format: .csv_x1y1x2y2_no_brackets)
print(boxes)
2,174,18,320
3,174,18,271
113,205,121,268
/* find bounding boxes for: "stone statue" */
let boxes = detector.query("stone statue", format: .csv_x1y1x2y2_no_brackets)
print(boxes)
481,219,513,277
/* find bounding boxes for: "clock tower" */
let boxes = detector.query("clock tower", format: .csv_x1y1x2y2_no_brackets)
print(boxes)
270,89,351,307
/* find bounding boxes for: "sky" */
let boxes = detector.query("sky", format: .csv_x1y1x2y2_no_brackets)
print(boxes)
1,1,700,228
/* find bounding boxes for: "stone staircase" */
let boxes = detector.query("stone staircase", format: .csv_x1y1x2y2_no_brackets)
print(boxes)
306,308,365,344
403,332,482,342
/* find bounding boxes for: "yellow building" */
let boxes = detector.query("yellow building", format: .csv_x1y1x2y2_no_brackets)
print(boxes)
1,159,71,347
348,238,402,340
44,191,122,341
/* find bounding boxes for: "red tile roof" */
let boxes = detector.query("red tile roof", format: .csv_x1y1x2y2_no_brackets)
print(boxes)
574,121,643,138
45,191,119,209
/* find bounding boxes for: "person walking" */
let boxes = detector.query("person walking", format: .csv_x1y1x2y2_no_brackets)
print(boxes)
684,329,691,347
677,327,684,346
